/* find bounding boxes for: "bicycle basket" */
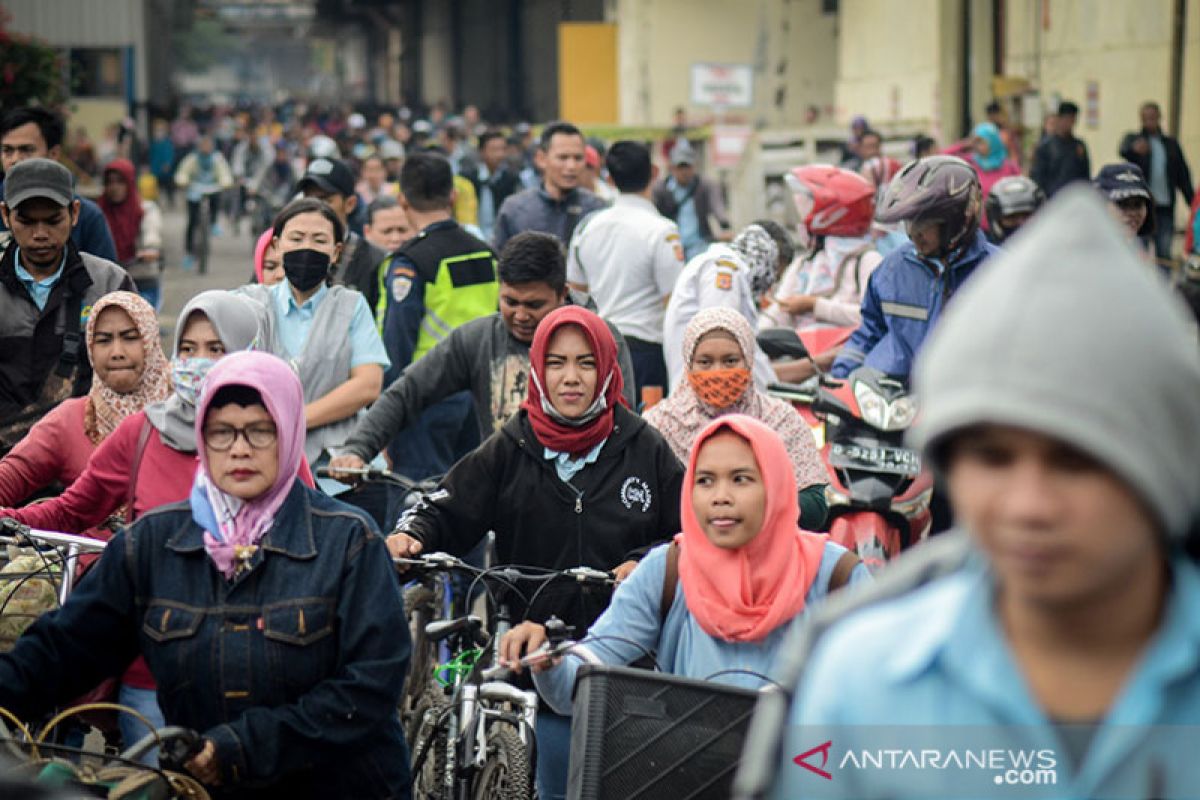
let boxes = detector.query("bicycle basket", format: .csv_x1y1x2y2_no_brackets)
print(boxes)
567,664,758,800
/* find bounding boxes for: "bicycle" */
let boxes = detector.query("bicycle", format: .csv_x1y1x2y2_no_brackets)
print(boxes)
190,186,224,276
395,553,616,800
0,703,208,799
316,465,436,534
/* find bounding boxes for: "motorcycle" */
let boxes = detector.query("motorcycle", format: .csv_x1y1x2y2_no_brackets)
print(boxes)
758,328,933,571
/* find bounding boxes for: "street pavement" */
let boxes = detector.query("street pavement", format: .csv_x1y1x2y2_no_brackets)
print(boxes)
157,201,260,340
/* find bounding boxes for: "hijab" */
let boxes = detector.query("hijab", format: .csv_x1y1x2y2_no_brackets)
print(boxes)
253,229,273,284
144,290,265,452
676,415,829,642
730,225,780,302
522,305,626,457
97,159,144,263
83,291,171,444
191,352,306,579
971,122,1009,172
644,308,828,492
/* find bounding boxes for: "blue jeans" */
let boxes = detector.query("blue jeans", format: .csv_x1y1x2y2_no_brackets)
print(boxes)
536,709,572,800
387,391,479,480
118,683,165,766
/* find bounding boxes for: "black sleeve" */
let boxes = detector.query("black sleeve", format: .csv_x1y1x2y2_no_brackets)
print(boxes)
395,431,507,556
0,530,141,719
624,434,685,562
343,327,476,461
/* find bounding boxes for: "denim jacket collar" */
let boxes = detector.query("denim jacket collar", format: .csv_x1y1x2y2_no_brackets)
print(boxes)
166,480,318,560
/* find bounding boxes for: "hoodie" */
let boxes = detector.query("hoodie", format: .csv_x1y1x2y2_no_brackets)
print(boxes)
911,186,1200,538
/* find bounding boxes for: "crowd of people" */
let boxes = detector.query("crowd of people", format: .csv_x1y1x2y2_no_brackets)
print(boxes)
0,89,1196,799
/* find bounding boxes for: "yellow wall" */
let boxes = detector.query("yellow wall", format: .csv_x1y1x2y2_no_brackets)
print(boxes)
559,23,619,125
614,0,838,127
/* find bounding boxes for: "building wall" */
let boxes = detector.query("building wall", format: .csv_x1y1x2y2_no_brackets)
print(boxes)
615,0,839,128
1004,0,1199,173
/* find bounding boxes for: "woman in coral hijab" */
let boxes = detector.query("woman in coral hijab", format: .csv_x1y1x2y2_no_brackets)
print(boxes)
505,414,869,714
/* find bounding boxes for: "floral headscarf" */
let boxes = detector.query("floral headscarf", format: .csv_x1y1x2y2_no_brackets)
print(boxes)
643,307,827,492
83,291,171,444
730,224,780,302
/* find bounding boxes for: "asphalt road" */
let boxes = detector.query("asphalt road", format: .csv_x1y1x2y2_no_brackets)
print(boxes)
156,200,260,341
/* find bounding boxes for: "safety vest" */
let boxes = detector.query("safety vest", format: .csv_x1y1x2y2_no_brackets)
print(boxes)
397,223,498,362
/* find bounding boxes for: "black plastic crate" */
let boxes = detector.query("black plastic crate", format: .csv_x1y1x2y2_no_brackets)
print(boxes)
567,663,759,800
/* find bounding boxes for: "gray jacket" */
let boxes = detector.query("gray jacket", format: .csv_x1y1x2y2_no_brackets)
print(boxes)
342,291,636,462
491,185,607,252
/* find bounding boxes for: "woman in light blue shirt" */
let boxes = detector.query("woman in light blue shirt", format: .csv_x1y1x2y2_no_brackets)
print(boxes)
775,189,1200,799
501,413,868,715
240,198,389,471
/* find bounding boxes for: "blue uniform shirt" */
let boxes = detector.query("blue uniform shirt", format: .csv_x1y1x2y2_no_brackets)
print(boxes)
12,247,67,310
270,279,390,370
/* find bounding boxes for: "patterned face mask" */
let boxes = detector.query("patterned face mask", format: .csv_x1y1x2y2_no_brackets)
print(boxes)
171,357,217,406
687,367,751,409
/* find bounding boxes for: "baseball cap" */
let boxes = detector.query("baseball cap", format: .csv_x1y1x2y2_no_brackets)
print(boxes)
670,140,696,166
1093,162,1152,203
3,158,74,209
585,145,601,170
295,157,356,198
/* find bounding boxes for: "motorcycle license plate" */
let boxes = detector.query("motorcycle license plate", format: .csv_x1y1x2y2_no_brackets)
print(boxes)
829,443,921,476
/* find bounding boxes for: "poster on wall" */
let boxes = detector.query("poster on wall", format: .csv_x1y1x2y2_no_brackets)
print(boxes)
690,63,754,109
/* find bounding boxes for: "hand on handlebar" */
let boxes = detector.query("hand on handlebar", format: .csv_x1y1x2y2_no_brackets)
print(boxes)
388,532,424,566
185,738,221,786
500,621,558,675
327,454,367,484
612,559,639,584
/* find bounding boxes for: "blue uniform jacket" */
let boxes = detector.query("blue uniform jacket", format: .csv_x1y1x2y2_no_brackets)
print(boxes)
831,230,997,380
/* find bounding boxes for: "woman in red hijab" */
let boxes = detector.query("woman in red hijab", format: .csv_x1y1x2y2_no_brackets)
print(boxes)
99,158,164,308
389,305,685,799
508,414,870,715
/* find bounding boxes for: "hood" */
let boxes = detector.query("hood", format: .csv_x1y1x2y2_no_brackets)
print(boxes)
910,186,1200,538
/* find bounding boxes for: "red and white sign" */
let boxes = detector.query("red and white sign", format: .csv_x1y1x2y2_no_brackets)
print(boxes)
710,125,753,169
690,63,754,109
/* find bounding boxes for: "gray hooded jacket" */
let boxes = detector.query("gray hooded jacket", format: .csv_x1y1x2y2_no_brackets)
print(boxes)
910,186,1200,538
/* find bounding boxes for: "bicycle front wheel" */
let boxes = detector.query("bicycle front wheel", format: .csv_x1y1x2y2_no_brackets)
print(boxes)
471,724,533,800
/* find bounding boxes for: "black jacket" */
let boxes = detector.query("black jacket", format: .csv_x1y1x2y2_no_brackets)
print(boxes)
466,164,521,222
1119,129,1195,212
0,240,134,452
335,231,387,314
399,404,685,632
1030,134,1092,198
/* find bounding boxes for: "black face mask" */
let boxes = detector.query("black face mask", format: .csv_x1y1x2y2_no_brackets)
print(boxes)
283,248,332,292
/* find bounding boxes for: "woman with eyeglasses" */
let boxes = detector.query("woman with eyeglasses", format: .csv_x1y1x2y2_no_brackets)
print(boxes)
0,352,411,798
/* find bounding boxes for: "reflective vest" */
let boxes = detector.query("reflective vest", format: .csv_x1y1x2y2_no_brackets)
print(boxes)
397,223,498,362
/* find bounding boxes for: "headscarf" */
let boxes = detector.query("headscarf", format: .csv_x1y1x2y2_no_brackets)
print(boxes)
191,352,306,579
676,415,829,642
522,306,627,457
144,290,265,452
97,159,144,263
644,308,827,492
730,225,780,302
83,291,171,444
971,122,1009,172
253,229,274,284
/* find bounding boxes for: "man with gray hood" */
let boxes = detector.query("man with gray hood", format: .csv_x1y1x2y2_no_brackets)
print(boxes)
768,186,1200,798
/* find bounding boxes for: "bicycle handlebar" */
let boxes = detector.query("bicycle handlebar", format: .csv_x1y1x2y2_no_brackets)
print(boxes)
0,519,107,554
317,465,422,491
394,553,615,588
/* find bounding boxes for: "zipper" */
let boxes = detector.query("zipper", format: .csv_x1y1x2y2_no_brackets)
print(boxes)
574,495,582,514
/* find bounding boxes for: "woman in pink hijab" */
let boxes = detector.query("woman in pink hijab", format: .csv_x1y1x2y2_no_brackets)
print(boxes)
505,414,870,715
252,228,284,285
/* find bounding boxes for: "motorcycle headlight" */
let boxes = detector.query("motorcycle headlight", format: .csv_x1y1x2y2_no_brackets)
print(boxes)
853,381,889,429
853,380,918,431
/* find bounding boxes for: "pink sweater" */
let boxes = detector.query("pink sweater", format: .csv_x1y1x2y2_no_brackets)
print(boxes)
0,398,94,507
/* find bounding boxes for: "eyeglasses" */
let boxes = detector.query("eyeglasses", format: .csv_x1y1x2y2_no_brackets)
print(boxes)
203,423,278,451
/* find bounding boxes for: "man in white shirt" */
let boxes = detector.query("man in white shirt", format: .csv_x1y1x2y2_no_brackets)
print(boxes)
567,140,683,398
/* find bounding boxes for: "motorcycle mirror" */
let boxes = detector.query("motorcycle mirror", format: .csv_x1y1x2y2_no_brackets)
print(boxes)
756,328,812,361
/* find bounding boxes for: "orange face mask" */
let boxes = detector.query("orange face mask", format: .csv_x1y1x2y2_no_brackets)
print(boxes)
687,367,751,409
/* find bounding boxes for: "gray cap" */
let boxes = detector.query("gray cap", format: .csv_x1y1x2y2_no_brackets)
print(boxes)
3,158,74,208
670,139,696,166
911,186,1200,538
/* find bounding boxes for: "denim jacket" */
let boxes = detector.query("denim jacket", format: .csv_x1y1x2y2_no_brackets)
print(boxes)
0,481,412,799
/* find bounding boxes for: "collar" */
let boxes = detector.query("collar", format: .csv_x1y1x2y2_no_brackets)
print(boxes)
543,438,606,464
537,184,578,206
13,246,68,287
167,481,317,560
276,279,328,314
614,193,657,212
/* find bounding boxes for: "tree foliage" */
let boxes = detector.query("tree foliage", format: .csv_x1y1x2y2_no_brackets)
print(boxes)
0,9,68,111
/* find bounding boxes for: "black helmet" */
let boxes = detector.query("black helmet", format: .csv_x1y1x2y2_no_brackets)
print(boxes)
984,176,1045,242
875,155,981,257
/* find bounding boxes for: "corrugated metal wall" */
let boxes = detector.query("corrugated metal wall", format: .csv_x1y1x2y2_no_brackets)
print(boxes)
3,0,143,46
